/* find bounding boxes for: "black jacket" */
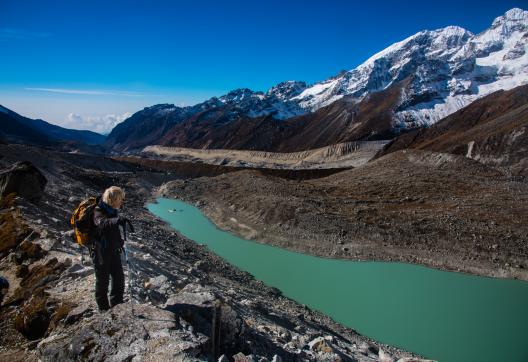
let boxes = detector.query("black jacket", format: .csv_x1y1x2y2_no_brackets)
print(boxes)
93,201,123,253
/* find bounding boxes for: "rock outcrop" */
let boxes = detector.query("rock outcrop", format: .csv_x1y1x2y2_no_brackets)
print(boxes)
0,161,47,202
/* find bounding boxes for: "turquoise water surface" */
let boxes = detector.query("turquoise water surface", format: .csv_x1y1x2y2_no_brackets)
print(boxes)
147,198,528,362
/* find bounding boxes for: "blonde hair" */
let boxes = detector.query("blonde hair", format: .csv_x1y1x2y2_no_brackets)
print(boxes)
102,186,125,209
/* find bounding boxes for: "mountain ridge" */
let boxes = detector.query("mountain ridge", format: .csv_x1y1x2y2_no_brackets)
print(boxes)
103,7,527,152
0,104,106,149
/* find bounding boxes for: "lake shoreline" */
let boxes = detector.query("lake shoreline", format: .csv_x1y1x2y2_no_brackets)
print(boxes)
156,165,528,282
147,197,528,362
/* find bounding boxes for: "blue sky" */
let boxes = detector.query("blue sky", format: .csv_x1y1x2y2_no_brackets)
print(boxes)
0,0,526,133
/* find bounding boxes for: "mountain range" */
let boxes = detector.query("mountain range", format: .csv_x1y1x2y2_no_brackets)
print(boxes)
105,8,528,153
0,105,105,150
1,8,526,155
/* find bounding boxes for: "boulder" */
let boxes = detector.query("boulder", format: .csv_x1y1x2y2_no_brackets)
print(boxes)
0,161,47,202
308,336,335,353
14,240,46,264
14,292,51,340
38,303,208,361
144,274,170,293
64,305,93,325
0,194,32,256
144,274,171,304
194,260,210,272
379,348,396,362
165,283,245,352
233,352,253,362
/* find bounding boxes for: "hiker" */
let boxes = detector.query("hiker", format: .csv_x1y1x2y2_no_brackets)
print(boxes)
92,186,131,311
0,276,9,307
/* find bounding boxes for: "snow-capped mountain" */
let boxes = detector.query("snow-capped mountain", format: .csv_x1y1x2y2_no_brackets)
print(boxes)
107,8,528,152
291,8,528,129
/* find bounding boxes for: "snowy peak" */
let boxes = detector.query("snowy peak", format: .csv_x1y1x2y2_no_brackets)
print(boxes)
111,7,528,149
218,88,260,104
491,8,528,30
289,8,528,130
266,81,307,100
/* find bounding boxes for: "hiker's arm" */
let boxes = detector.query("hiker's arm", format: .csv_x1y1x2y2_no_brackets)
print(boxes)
93,210,121,231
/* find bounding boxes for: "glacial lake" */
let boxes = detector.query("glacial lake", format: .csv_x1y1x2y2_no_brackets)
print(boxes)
147,197,528,362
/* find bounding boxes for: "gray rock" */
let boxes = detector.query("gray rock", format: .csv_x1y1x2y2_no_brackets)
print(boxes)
271,355,282,362
68,266,94,279
165,283,216,308
147,274,169,291
38,303,208,361
194,260,210,272
233,352,254,362
66,263,84,274
379,348,396,362
64,305,93,325
0,161,47,202
165,283,245,351
308,336,336,353
358,341,379,356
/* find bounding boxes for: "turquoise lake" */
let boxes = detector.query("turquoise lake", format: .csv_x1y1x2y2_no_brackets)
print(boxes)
147,197,528,362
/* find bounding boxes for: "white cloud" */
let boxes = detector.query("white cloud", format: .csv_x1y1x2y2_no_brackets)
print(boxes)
66,112,132,134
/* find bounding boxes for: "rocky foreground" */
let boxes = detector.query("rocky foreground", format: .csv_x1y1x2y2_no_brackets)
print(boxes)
0,144,429,361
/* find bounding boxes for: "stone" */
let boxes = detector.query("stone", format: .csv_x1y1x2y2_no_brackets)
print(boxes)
68,266,94,279
165,283,216,308
194,259,210,272
0,161,47,202
271,355,282,362
233,352,255,362
15,264,29,278
358,341,379,355
14,293,51,340
164,283,245,351
146,274,169,291
308,336,335,353
379,348,396,362
65,305,93,325
15,240,46,264
38,303,208,361
66,263,84,274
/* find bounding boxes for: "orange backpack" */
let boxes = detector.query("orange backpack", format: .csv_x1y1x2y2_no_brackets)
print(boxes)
70,197,98,248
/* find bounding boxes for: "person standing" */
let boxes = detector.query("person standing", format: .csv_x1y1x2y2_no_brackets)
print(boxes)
92,186,130,311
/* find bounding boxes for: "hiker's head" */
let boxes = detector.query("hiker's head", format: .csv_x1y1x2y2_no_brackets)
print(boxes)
102,186,125,209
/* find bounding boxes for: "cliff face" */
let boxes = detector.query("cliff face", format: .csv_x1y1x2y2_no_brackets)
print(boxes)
378,84,528,176
0,144,420,362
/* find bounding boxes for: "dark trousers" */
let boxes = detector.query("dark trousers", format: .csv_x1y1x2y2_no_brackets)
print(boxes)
93,250,124,311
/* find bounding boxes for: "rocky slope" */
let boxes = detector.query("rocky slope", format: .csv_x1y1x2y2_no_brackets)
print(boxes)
105,8,528,153
377,84,528,176
0,143,425,361
159,149,528,281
